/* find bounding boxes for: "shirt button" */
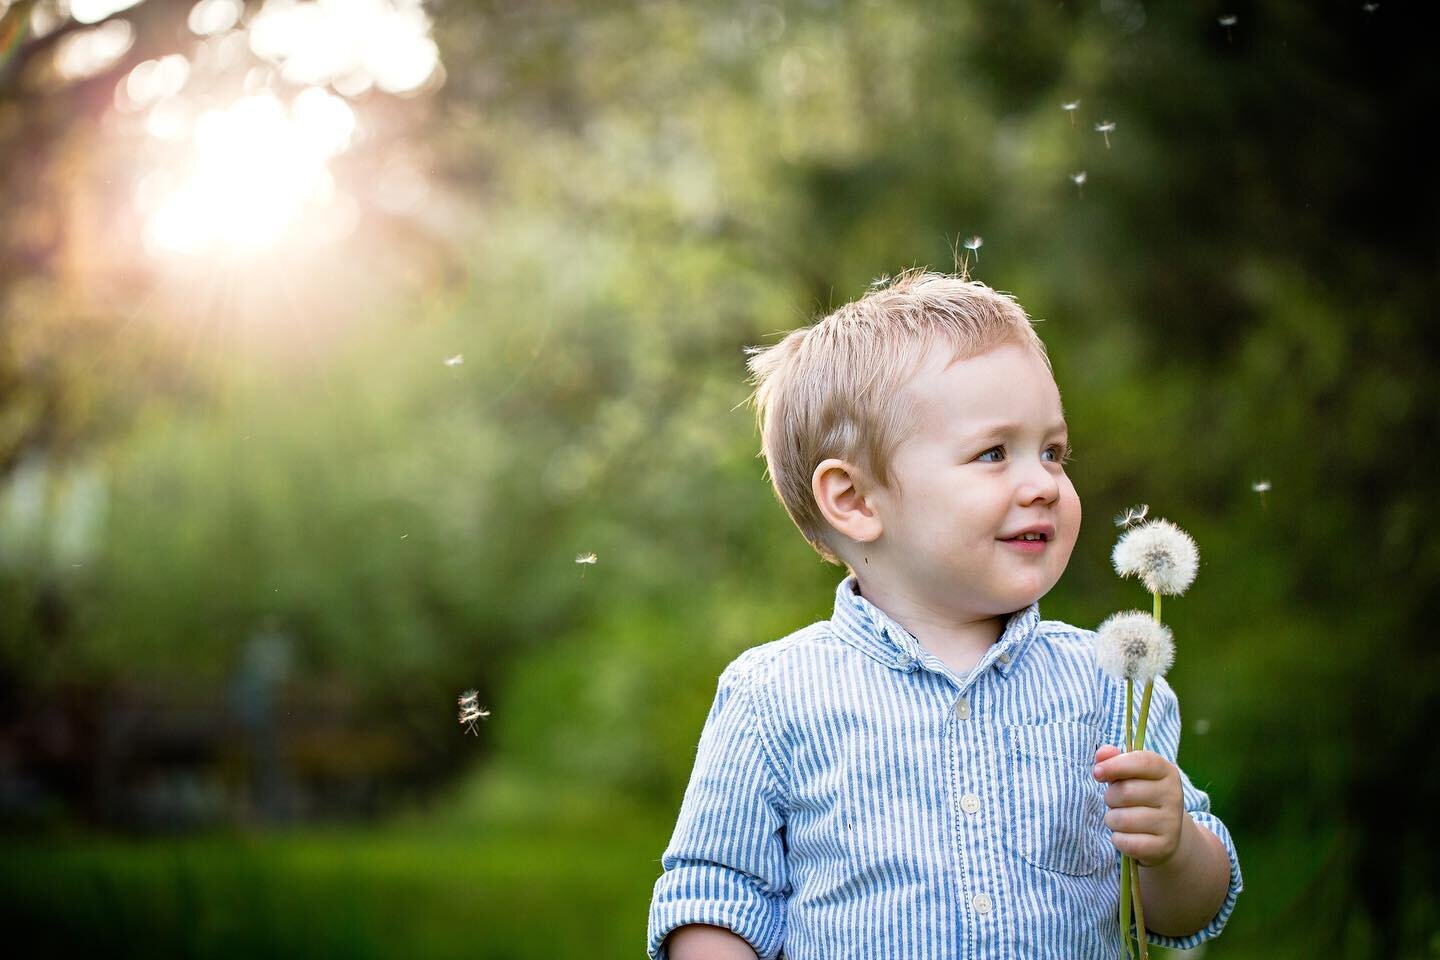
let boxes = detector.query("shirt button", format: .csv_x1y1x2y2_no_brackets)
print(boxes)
961,793,981,814
955,698,971,719
998,652,1011,664
972,893,993,914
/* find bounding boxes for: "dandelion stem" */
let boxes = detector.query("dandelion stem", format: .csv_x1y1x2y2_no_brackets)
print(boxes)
1135,680,1156,751
1125,678,1134,750
1131,856,1151,959
1119,853,1136,959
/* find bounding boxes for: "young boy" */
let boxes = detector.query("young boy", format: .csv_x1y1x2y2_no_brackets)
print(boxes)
646,270,1242,959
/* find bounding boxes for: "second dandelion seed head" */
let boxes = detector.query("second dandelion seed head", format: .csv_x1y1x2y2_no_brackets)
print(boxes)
1095,611,1175,685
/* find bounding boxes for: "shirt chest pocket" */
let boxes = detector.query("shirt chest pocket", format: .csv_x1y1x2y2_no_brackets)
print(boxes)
1003,721,1110,877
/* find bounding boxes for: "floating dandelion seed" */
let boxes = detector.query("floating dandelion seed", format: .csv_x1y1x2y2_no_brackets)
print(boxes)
1094,611,1175,686
1070,170,1087,197
444,354,464,367
963,235,983,260
1095,120,1116,149
1194,717,1212,736
576,552,597,564
1112,503,1150,529
1362,3,1379,12
1062,100,1081,126
1251,479,1271,511
1218,14,1237,42
457,689,489,736
1112,518,1199,596
869,273,892,289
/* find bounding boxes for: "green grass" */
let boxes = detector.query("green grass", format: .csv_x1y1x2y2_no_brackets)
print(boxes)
1,796,671,959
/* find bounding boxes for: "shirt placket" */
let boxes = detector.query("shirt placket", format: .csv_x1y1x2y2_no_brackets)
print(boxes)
948,662,1008,958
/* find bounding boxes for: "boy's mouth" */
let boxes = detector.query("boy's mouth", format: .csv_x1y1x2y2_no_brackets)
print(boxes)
1000,535,1048,553
999,524,1054,543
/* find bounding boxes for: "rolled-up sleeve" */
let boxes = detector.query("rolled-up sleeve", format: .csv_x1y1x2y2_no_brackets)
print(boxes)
647,653,790,960
1136,673,1244,950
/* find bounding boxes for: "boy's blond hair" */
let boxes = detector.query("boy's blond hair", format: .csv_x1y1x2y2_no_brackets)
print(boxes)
745,268,1051,566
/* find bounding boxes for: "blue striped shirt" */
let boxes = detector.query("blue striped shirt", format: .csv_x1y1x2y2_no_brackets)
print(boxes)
648,574,1243,959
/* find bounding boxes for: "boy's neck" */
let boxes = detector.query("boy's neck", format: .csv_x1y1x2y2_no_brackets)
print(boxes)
852,574,1006,675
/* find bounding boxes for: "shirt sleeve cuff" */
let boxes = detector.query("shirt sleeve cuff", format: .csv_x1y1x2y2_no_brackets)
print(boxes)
1142,811,1244,950
648,861,787,960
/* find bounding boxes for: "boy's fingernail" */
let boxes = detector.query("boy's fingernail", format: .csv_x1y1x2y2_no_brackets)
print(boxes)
1092,764,1103,778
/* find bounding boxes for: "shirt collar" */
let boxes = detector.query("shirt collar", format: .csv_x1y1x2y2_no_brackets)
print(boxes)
830,573,1040,678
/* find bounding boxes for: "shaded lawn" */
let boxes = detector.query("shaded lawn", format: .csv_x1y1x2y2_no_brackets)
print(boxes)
0,789,1332,960
1,813,669,959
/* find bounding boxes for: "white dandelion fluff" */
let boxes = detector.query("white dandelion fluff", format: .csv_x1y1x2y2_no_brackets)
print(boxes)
1251,480,1271,493
1218,14,1238,27
1112,503,1150,529
444,354,465,367
964,235,984,260
1094,610,1175,686
458,689,489,735
1095,120,1116,148
1111,517,1200,596
1062,100,1080,126
575,552,598,565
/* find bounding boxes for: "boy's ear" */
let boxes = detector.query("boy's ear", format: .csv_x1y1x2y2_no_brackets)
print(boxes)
812,458,883,545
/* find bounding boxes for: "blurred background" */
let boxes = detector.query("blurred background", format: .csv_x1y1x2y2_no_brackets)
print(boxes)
0,0,1435,956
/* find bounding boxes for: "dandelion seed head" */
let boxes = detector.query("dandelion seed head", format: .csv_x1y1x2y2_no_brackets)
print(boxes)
576,552,598,564
1070,171,1088,185
1251,480,1271,493
1218,14,1238,27
963,236,983,252
1112,503,1150,529
444,354,464,367
1094,610,1175,685
1111,517,1200,596
1095,121,1116,134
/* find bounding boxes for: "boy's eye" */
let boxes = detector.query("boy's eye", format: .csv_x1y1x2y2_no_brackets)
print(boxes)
977,443,1074,465
1046,442,1074,464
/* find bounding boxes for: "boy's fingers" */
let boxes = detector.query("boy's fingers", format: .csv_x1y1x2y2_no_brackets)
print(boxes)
1094,744,1125,764
1092,748,1170,782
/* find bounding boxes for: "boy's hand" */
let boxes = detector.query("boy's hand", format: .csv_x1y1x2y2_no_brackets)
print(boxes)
1092,744,1186,868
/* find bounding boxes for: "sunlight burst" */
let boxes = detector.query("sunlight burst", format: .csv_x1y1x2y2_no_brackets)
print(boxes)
139,89,356,257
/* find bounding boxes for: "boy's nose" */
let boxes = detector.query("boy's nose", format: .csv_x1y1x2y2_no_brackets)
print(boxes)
1016,464,1062,505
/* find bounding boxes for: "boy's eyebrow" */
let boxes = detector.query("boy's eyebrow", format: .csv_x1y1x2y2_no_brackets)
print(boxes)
956,420,1069,441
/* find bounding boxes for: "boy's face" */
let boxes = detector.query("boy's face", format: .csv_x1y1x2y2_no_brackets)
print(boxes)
867,340,1081,618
